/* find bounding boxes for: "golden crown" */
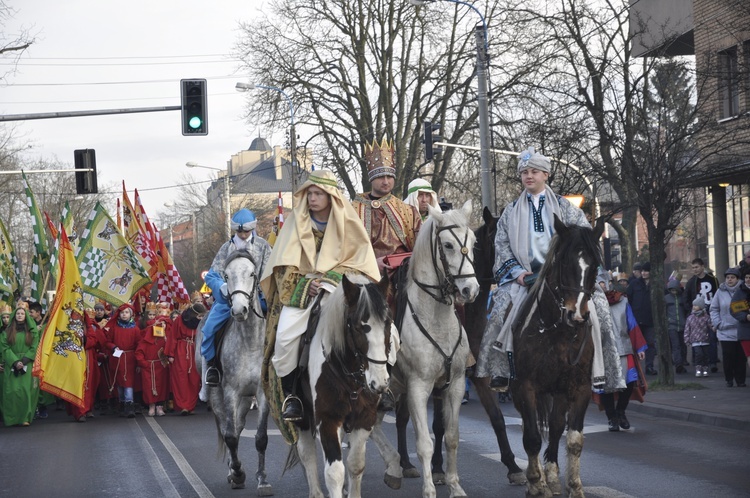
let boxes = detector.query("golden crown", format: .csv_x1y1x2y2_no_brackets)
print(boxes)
364,138,396,181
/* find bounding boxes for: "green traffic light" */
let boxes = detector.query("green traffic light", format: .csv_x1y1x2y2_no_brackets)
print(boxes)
189,116,203,129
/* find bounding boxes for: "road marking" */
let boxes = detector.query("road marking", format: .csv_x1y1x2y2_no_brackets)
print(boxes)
144,416,215,498
241,428,282,437
134,420,181,498
583,486,639,498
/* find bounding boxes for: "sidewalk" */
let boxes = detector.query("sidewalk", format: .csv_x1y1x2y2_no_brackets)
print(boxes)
626,373,750,432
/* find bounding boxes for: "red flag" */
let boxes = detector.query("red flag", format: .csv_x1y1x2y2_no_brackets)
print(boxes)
277,191,284,229
44,211,59,241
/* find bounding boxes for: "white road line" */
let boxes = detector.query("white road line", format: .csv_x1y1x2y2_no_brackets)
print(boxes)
583,486,639,498
144,416,215,498
240,428,282,437
133,420,181,498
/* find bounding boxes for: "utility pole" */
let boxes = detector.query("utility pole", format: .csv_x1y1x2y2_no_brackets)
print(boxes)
475,24,494,213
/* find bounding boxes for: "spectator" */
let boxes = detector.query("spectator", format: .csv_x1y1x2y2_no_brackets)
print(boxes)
627,262,656,374
628,262,642,285
683,258,719,372
710,267,745,387
684,296,712,377
738,248,750,274
665,279,687,373
729,269,750,381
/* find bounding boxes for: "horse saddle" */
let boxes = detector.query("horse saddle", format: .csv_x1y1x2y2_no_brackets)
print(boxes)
297,294,324,370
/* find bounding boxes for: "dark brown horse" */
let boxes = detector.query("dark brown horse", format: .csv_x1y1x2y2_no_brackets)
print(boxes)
395,206,526,485
510,216,605,498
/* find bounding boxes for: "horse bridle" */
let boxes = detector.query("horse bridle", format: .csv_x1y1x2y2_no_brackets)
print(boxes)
414,223,476,305
223,252,264,320
327,316,391,400
535,255,597,333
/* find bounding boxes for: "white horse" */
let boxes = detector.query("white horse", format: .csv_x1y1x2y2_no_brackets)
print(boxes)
287,274,393,498
198,250,273,495
371,200,479,498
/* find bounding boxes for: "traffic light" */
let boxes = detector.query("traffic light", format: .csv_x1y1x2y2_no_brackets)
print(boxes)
181,79,208,136
74,149,98,194
423,121,442,161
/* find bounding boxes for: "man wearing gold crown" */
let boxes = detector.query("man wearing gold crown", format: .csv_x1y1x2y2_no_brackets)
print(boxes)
352,138,422,273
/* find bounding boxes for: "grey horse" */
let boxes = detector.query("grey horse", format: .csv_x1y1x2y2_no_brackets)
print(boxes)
197,250,273,495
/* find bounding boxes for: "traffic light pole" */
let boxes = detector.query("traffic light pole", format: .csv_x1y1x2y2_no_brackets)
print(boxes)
0,105,181,122
475,24,494,213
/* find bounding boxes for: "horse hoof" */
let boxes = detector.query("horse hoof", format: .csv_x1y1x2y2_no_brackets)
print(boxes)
508,471,528,485
432,472,446,485
384,473,402,490
257,483,273,496
230,481,246,490
402,467,420,479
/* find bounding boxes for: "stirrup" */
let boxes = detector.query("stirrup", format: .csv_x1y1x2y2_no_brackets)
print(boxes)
281,394,303,421
205,366,221,386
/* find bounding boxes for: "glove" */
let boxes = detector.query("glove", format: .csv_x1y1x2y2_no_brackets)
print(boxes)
220,283,229,299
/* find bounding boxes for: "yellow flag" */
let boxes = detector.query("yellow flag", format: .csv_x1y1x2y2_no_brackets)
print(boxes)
33,228,87,407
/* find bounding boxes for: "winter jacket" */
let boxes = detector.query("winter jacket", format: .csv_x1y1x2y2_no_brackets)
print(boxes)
664,280,686,331
710,282,740,341
626,277,653,327
729,283,750,342
684,311,711,345
683,273,719,316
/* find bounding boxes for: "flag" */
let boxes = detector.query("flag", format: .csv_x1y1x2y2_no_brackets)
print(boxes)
277,191,284,229
48,202,78,281
122,183,156,278
76,202,151,307
134,189,189,304
22,171,50,308
0,216,22,302
33,228,87,408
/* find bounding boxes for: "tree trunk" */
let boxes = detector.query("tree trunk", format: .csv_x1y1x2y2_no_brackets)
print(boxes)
649,239,675,386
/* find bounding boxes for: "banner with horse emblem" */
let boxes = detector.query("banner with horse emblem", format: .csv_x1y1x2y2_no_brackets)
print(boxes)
33,229,87,407
75,202,151,307
0,215,22,302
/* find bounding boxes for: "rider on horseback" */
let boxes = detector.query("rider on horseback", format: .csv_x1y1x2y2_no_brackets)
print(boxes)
475,147,624,393
202,208,271,386
260,169,383,422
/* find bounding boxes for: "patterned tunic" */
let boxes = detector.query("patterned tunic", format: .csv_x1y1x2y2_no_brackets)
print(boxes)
352,193,422,260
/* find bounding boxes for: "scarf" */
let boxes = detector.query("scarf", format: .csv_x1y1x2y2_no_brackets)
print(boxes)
507,184,562,272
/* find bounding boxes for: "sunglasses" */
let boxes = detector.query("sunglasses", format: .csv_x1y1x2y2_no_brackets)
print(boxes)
231,221,256,233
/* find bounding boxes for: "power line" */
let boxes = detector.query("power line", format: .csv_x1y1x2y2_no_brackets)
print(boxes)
0,60,240,67
8,74,243,87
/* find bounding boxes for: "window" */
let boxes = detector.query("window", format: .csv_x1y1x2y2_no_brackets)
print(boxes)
718,47,740,119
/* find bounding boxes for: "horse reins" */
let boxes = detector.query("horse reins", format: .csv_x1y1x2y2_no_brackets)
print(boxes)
413,223,476,305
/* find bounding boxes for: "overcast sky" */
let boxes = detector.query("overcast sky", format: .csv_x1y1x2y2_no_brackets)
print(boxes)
3,0,286,220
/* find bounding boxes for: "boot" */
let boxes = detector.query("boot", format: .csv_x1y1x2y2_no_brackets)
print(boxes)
118,402,126,418
490,376,510,392
205,358,221,386
280,374,303,421
125,401,135,418
607,416,620,432
617,410,630,430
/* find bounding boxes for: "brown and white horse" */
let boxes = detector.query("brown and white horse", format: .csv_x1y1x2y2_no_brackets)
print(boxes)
289,273,392,498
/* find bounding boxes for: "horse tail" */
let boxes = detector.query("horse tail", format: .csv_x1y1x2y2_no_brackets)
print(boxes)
536,393,552,438
282,443,300,475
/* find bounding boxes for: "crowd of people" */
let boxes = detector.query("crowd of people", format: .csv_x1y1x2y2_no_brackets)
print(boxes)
0,292,209,427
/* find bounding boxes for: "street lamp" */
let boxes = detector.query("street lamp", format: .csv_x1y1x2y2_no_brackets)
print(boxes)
409,0,494,212
185,161,231,240
236,82,298,204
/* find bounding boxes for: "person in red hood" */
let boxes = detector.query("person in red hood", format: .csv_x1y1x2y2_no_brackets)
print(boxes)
164,303,206,415
136,308,172,417
103,303,142,418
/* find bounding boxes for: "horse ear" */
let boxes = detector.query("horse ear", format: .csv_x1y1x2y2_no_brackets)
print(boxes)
342,274,360,306
553,214,568,235
482,206,495,226
460,199,472,218
377,273,389,297
426,203,442,220
592,215,608,240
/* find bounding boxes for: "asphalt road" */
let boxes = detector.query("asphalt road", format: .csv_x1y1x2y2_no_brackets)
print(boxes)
2,393,749,497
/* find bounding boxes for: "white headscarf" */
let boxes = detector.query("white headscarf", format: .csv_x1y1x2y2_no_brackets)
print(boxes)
403,178,439,213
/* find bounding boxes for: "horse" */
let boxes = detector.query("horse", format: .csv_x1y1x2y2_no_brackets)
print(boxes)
288,273,392,498
393,206,526,486
199,250,273,495
370,200,479,498
510,215,605,498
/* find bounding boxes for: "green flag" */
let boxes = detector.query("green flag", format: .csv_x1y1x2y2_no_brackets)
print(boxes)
0,216,22,302
22,171,50,308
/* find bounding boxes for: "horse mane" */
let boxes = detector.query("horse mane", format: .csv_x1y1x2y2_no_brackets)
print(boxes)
318,273,389,358
224,249,257,268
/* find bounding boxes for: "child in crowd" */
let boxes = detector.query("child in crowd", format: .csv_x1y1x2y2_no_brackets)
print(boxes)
136,304,171,417
684,296,712,377
104,303,142,417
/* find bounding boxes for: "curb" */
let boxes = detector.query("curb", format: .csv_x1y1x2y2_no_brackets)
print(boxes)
627,401,748,432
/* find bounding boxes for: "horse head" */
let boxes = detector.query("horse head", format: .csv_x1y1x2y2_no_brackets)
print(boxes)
339,273,392,395
223,250,260,322
421,199,480,304
547,215,604,326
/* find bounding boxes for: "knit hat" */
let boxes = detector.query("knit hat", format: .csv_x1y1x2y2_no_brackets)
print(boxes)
517,147,551,174
692,296,705,308
641,262,651,271
365,138,396,181
94,303,106,311
724,267,741,278
667,279,681,290
633,262,643,271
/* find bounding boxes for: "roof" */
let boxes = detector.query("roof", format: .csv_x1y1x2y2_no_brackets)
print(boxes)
248,137,272,151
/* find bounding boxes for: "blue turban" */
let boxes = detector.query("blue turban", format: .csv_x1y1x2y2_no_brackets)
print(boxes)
231,208,257,232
